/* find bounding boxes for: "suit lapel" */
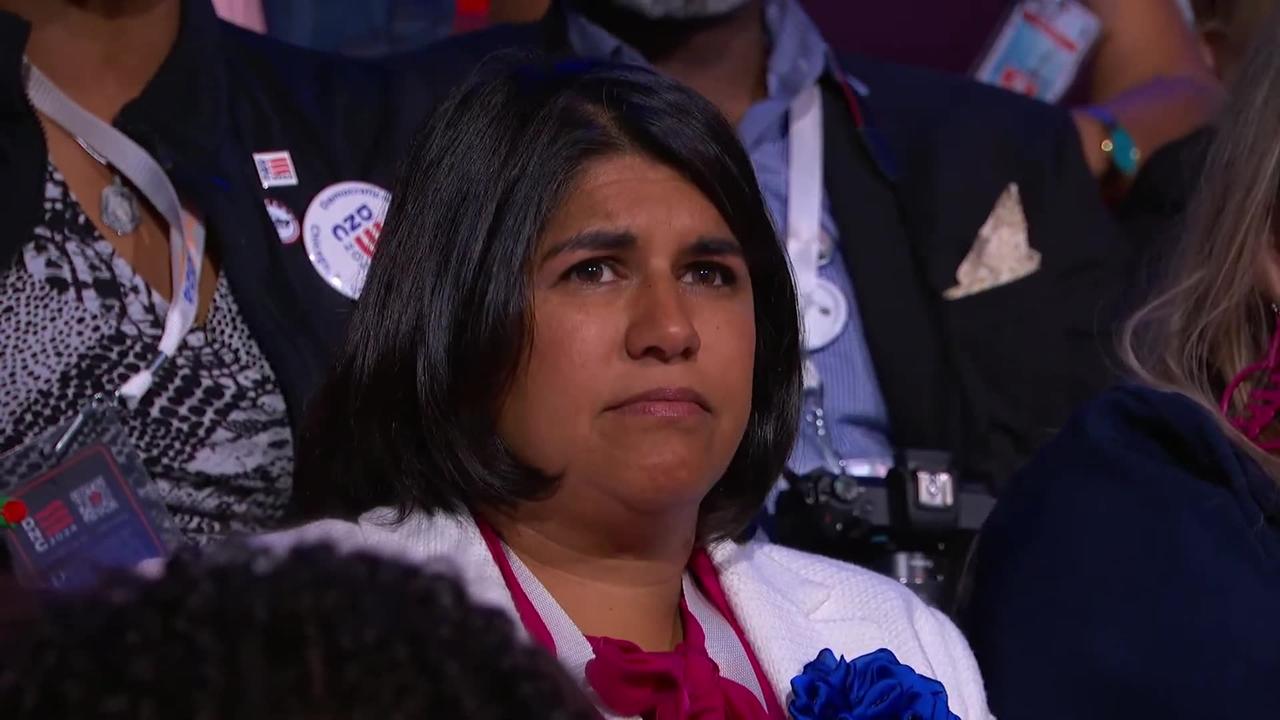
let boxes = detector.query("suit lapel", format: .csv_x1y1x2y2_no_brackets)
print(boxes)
710,542,892,709
820,77,954,453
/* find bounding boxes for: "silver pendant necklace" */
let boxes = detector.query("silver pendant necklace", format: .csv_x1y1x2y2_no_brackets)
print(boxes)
74,136,142,236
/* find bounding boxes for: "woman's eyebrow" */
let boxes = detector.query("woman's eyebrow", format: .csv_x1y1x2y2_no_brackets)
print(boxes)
540,229,636,263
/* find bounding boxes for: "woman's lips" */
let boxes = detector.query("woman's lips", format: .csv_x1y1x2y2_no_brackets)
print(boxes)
606,387,711,417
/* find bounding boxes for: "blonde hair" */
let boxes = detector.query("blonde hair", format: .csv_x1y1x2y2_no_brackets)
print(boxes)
1120,4,1280,479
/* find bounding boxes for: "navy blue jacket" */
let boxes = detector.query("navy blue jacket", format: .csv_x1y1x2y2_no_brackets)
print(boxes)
961,385,1280,718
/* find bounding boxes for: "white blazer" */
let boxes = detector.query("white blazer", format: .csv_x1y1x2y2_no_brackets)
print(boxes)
258,509,993,719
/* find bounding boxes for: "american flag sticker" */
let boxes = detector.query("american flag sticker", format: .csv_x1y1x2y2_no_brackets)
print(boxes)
34,499,74,539
252,150,299,188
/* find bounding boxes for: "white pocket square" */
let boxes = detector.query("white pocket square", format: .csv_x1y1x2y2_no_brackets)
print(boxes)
943,182,1041,300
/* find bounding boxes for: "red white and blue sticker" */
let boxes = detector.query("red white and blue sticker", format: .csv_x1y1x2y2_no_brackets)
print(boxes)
252,150,299,188
302,181,391,299
264,198,300,245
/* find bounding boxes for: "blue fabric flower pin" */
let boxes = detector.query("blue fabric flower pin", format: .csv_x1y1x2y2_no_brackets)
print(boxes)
789,648,960,720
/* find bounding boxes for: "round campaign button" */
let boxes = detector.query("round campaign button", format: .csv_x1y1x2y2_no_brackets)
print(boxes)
264,198,300,245
302,181,391,300
801,277,849,352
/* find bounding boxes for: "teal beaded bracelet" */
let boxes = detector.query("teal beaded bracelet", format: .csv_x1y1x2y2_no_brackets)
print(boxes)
1084,106,1141,178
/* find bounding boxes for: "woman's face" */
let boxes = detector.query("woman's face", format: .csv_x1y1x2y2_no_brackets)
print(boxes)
497,153,756,527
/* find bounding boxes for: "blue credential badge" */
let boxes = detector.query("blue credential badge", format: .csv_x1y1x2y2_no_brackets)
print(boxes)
973,0,1102,103
0,401,184,591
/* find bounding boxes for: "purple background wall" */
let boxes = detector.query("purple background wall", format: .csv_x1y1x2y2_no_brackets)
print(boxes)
798,0,1010,75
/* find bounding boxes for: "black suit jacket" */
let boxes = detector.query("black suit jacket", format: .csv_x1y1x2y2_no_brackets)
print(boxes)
822,59,1128,489
395,11,1129,491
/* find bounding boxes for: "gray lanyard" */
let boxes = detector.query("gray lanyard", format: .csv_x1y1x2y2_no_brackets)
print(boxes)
787,85,850,475
23,60,205,406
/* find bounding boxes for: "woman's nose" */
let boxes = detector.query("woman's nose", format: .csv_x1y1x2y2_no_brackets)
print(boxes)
624,277,701,362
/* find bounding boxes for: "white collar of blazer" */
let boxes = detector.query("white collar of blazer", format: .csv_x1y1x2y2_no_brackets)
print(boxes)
707,540,892,706
943,182,1042,300
331,511,905,706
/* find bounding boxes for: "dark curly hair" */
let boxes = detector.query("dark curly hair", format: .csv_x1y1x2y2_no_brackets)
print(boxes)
0,544,596,720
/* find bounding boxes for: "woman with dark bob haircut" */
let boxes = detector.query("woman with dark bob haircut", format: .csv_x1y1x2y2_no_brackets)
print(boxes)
264,58,990,719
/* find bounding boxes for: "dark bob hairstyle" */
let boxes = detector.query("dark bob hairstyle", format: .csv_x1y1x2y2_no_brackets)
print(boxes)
297,56,801,542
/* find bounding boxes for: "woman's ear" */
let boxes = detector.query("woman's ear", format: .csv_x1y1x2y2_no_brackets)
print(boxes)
1258,230,1280,304
1199,27,1227,81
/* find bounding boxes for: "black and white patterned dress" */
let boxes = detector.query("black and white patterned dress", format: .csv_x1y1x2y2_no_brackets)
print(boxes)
0,164,293,545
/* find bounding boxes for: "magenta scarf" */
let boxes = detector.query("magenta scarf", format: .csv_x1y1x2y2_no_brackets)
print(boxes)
476,516,785,720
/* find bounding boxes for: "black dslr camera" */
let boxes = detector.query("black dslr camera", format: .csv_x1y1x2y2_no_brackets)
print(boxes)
772,450,994,610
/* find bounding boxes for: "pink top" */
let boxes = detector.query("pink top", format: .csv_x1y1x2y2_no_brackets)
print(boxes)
475,515,786,720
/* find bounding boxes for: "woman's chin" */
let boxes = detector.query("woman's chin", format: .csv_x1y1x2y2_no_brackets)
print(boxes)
602,459,726,513
597,413,740,457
